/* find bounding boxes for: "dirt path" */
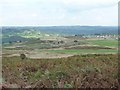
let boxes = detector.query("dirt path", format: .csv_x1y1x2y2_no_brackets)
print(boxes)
4,51,74,59
27,52,74,59
4,51,117,59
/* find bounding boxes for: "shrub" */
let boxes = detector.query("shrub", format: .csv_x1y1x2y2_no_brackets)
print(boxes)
20,53,26,60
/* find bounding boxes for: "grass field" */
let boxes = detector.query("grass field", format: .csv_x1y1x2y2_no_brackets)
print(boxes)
86,39,118,47
47,49,118,53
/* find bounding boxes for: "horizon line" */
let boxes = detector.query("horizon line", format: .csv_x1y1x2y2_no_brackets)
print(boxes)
0,25,118,27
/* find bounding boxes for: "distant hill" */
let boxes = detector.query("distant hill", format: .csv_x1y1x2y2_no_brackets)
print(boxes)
2,26,118,43
2,26,118,36
34,26,118,35
2,36,29,43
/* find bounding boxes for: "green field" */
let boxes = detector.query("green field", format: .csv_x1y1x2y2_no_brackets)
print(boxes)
47,49,118,53
86,39,118,47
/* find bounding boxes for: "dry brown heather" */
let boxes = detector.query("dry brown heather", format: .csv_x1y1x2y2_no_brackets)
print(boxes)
2,54,119,88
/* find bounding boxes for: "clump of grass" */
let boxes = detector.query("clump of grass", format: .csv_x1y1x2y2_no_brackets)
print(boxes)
55,71,69,79
64,81,72,88
34,70,43,79
81,66,94,73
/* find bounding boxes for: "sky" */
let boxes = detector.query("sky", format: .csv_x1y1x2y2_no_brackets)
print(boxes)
0,0,119,26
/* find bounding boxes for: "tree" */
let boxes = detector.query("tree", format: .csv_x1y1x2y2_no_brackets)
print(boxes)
60,40,64,44
19,40,22,43
9,41,12,44
74,40,78,43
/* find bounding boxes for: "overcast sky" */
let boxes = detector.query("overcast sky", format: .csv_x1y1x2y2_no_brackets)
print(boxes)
0,0,119,26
